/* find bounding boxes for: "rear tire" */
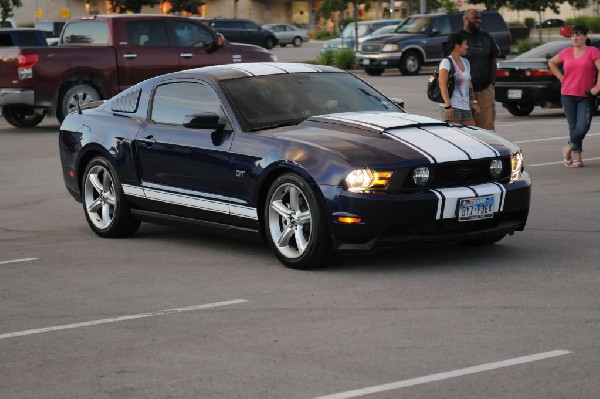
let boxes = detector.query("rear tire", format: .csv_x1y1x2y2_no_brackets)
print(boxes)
264,37,275,49
3,106,45,128
505,103,534,116
82,156,140,238
57,83,101,123
264,173,333,269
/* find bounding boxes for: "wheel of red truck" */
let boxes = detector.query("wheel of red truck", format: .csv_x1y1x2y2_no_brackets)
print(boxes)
3,106,45,128
57,84,101,123
399,51,422,75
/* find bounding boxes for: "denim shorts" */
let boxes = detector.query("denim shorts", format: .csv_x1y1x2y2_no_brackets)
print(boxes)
440,106,473,122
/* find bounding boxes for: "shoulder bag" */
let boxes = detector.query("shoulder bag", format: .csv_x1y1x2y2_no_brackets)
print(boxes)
427,56,455,103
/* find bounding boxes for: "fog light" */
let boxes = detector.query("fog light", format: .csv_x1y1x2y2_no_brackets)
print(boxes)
489,159,503,178
412,167,430,186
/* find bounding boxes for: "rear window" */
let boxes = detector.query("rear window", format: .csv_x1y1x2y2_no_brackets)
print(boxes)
62,21,109,45
18,31,45,46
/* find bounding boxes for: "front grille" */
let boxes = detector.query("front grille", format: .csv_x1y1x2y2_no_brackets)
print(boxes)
361,43,383,53
386,157,511,192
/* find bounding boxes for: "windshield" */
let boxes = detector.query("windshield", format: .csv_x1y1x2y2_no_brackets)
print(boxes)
397,16,431,33
341,23,371,38
221,72,402,131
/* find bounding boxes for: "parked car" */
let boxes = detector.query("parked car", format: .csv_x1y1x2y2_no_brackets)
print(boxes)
496,38,600,116
203,18,278,49
322,19,403,51
58,62,531,270
535,19,564,28
263,23,308,47
356,11,510,76
0,28,48,47
0,17,16,28
35,21,66,45
0,14,275,128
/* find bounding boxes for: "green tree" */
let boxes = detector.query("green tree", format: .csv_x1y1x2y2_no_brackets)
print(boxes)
109,0,160,14
168,0,206,14
466,0,509,11
0,0,22,23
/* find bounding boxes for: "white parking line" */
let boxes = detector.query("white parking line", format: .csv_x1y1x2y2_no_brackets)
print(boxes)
314,350,573,399
528,156,600,167
0,299,248,341
0,258,38,265
513,132,600,144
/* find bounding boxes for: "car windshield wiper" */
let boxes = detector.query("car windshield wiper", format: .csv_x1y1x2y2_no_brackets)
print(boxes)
249,118,307,132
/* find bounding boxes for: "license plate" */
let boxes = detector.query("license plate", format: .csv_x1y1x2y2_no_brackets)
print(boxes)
507,89,522,99
362,59,370,65
457,195,495,222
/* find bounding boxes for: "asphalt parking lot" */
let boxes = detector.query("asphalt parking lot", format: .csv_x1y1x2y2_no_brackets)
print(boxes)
1,42,600,398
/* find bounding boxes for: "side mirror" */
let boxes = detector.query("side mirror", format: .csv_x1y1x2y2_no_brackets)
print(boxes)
183,112,226,131
430,28,440,36
216,33,224,47
390,97,405,110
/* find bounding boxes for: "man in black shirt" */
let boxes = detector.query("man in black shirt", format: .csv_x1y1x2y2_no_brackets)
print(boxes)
460,9,498,130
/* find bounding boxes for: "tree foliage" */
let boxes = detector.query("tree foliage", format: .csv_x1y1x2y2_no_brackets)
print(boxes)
0,0,22,22
109,0,160,14
168,0,206,14
466,0,509,11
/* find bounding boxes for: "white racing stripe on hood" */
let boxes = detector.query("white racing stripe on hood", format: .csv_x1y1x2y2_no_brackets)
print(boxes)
228,62,321,76
386,125,499,163
321,112,440,129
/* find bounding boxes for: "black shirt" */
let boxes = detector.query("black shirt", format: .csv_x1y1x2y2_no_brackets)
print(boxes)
460,29,498,92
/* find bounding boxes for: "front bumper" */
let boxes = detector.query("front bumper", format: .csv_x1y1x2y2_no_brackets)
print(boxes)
0,88,34,106
324,173,532,250
495,82,560,107
356,52,402,69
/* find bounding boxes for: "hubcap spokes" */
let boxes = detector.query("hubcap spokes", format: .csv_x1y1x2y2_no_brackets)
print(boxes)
268,184,312,259
84,165,116,229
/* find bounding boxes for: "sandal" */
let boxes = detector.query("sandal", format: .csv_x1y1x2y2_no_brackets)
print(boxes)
562,148,572,167
570,161,584,168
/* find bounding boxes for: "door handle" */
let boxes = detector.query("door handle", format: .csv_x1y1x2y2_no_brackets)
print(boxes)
123,53,137,59
139,135,156,147
180,53,193,58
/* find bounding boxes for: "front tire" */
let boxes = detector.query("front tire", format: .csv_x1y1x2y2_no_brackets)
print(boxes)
399,51,422,75
264,174,333,269
504,103,534,116
57,83,101,123
292,37,302,47
364,68,384,76
264,37,275,49
82,156,140,238
3,106,45,128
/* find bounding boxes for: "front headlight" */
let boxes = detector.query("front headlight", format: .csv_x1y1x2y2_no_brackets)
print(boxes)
345,169,393,192
510,151,524,183
489,159,503,179
382,43,400,52
412,167,430,186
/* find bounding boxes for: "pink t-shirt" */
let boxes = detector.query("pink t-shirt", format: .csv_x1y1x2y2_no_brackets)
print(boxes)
558,46,600,97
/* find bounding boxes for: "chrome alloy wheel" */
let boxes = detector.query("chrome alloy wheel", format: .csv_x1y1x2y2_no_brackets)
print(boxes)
267,182,313,259
84,164,117,230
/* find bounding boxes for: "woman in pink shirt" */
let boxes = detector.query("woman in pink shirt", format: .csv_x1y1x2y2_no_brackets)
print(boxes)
549,25,600,167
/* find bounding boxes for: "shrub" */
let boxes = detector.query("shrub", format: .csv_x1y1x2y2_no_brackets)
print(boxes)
332,48,356,70
524,18,535,29
312,30,337,40
316,50,335,66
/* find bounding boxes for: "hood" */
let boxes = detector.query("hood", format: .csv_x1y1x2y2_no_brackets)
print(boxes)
271,112,516,167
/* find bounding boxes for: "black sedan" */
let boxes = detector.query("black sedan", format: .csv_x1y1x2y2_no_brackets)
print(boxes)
496,39,600,116
59,63,531,269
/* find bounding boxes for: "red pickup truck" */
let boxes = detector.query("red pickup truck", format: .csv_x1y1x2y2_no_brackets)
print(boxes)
0,14,276,128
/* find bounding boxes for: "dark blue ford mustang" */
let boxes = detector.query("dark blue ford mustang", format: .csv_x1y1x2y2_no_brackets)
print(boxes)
59,63,531,269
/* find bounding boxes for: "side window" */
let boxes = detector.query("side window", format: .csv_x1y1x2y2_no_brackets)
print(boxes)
151,82,229,128
0,33,14,46
243,20,259,30
126,20,169,47
172,21,215,47
431,16,451,35
62,21,109,45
